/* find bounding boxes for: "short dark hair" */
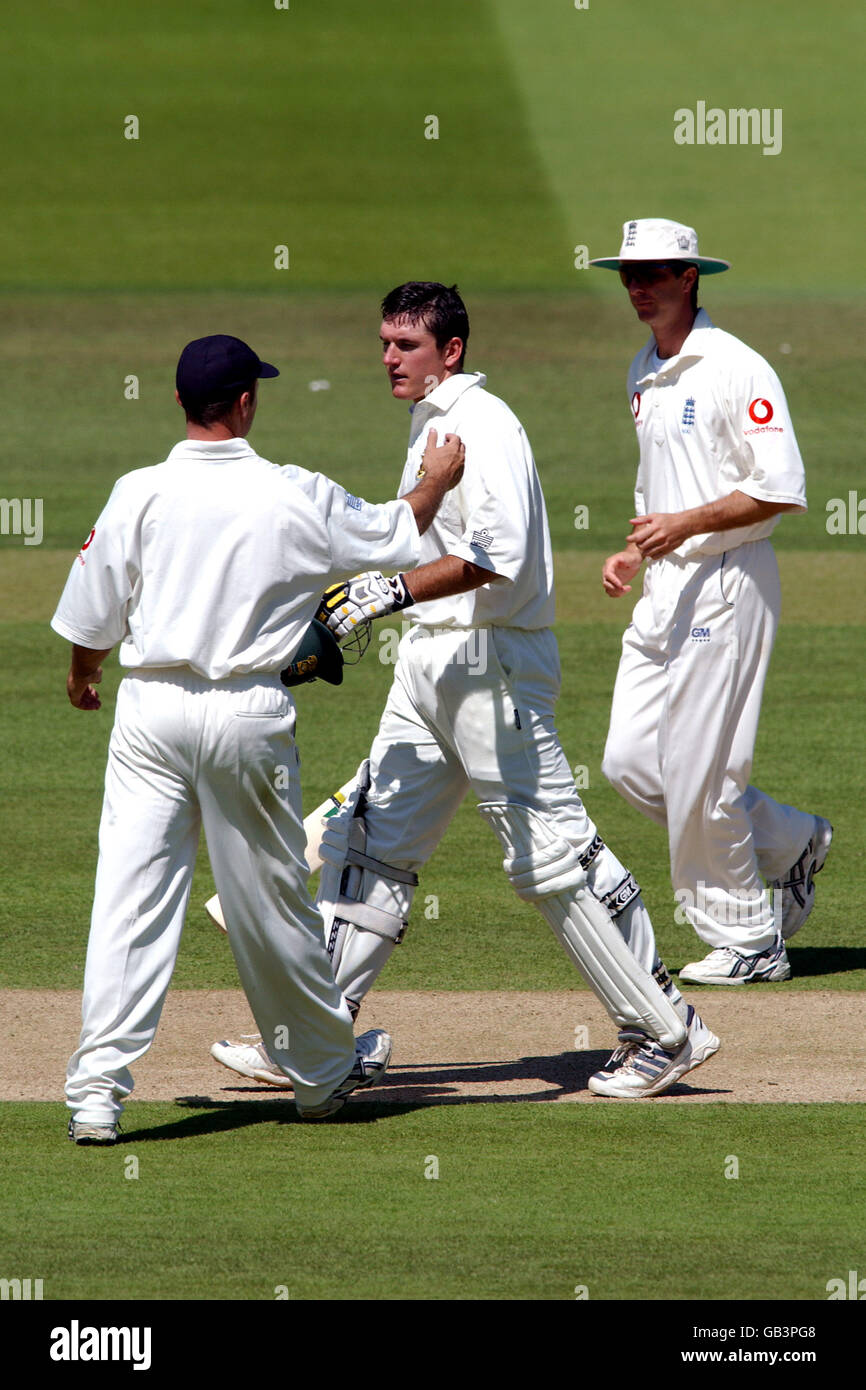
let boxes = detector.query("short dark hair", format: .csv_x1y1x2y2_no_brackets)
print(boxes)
380,282,469,370
669,261,700,313
181,379,257,427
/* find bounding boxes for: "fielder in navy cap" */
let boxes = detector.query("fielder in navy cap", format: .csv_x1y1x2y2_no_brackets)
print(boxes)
176,334,279,423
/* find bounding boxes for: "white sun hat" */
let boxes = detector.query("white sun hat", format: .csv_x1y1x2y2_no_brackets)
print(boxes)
590,218,730,274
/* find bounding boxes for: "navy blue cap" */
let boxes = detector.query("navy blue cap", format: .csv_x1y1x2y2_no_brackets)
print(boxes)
176,334,279,405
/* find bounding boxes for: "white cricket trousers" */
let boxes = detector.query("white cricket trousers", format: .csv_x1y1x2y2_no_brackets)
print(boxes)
602,540,814,951
66,669,356,1124
354,624,665,982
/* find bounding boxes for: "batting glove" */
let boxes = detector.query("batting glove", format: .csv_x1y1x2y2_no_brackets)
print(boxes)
316,572,415,641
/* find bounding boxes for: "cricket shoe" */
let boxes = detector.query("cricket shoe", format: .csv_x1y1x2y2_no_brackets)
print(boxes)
588,1006,720,1099
678,934,791,985
296,1029,392,1121
768,815,833,940
68,1118,118,1146
210,1036,292,1089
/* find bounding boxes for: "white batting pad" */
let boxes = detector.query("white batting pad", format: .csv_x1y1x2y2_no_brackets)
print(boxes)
477,801,686,1049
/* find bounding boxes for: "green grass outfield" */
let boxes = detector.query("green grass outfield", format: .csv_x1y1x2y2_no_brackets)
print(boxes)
2,1101,864,1302
1,0,864,1309
1,293,863,992
1,1,863,293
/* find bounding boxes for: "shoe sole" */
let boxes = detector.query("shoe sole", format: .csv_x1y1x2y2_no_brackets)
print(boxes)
678,959,791,986
589,1032,721,1099
297,1037,393,1121
781,819,833,941
210,1044,293,1089
69,1128,117,1145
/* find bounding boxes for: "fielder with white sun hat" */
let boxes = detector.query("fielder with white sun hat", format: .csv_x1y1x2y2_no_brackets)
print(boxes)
589,217,730,274
592,218,832,986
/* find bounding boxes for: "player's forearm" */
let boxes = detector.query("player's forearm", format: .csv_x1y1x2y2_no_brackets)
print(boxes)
681,490,798,537
621,536,644,566
71,643,113,678
402,477,451,535
66,643,113,711
631,490,801,560
405,555,492,604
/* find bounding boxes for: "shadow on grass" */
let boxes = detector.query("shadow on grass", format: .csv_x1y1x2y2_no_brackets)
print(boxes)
375,1050,728,1104
118,1049,728,1141
786,946,866,978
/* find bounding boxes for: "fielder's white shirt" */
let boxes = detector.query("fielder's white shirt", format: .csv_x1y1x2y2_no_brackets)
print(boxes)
51,437,420,679
397,372,555,628
628,309,807,559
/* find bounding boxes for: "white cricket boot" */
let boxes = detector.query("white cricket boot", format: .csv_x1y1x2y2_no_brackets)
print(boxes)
296,1029,392,1120
588,1005,720,1099
210,1036,293,1088
679,934,791,985
68,1118,118,1145
767,815,833,940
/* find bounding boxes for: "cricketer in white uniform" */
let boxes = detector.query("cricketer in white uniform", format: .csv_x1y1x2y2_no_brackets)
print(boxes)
213,283,721,1099
52,333,466,1141
592,220,832,986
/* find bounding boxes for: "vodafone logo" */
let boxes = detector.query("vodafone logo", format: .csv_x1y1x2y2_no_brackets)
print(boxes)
748,398,774,424
631,392,641,419
77,527,96,565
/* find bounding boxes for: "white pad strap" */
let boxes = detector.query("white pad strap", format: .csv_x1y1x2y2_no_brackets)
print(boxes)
331,896,408,943
477,801,685,1049
316,770,417,1005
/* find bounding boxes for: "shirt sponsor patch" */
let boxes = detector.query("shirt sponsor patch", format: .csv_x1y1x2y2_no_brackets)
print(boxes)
691,626,710,643
471,527,494,551
745,397,784,434
748,398,773,424
346,494,362,511
77,526,96,565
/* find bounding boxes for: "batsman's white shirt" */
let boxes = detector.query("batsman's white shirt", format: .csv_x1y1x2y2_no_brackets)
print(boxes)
605,312,813,951
332,370,670,1007
629,308,807,556
397,373,555,628
51,437,419,677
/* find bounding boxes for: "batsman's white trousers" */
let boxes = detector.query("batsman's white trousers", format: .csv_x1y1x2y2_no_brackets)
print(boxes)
360,624,663,979
66,669,356,1124
602,540,814,951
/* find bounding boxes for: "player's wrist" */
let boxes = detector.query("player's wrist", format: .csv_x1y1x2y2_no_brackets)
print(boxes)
390,574,415,611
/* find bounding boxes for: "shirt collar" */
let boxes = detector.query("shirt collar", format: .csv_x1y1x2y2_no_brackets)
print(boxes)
635,308,716,383
410,371,486,418
166,437,258,462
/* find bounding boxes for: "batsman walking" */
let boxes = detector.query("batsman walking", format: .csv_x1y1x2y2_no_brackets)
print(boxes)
212,283,721,1099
